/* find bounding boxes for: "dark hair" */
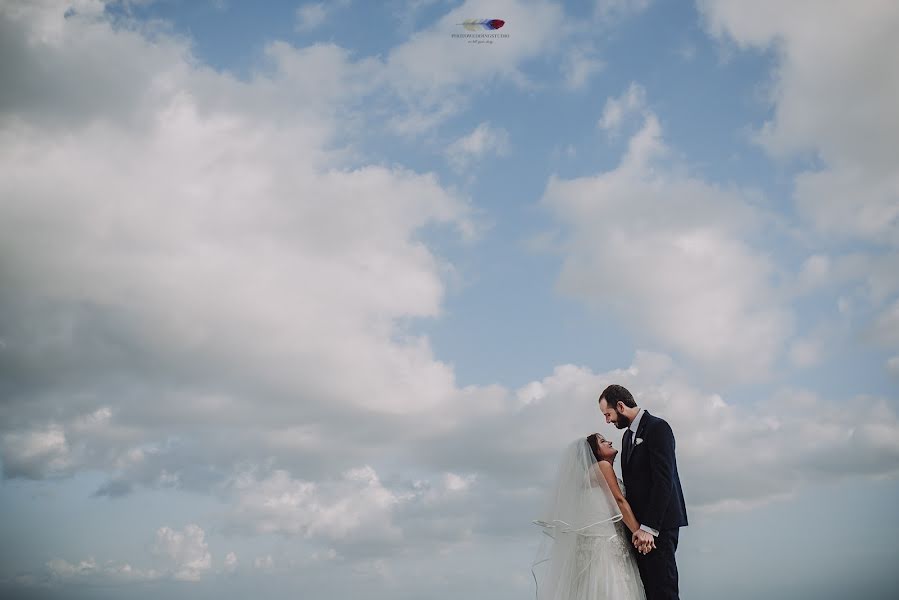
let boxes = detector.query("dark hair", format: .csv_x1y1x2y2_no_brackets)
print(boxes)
586,433,601,462
599,384,637,409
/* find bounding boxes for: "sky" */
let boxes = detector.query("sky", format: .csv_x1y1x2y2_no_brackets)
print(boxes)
1,0,898,598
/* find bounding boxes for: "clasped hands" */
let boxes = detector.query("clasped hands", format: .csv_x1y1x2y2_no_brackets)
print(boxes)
631,529,656,555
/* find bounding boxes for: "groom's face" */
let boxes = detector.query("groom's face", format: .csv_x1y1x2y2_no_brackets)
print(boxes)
600,399,631,429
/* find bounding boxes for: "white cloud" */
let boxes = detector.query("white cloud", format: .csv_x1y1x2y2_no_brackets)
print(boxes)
223,551,238,574
543,100,792,383
598,81,646,132
789,252,899,350
697,2,899,368
446,122,510,171
46,556,160,584
0,1,507,489
562,44,604,90
16,349,899,589
253,555,275,571
226,465,406,542
793,168,899,247
295,3,328,31
152,524,212,582
0,425,73,478
44,524,212,585
698,0,899,246
700,0,899,364
221,463,477,545
443,471,476,492
786,323,839,370
311,547,340,562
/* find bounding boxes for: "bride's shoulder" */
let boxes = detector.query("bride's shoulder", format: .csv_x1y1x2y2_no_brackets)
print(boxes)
596,461,620,483
596,459,615,473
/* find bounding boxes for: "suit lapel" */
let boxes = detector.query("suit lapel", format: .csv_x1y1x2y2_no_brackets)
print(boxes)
629,411,651,462
637,410,651,436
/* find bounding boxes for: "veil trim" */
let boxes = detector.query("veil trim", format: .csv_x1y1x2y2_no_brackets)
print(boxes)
532,514,624,534
529,438,627,600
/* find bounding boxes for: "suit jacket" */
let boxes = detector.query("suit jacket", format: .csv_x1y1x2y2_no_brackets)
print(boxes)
621,411,688,531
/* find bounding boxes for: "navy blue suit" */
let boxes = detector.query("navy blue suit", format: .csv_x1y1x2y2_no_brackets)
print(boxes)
622,411,687,600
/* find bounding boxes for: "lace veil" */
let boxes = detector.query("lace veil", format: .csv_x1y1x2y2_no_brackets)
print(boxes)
530,437,632,600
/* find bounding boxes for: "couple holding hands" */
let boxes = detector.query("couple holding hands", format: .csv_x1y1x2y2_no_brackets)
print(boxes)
531,384,688,600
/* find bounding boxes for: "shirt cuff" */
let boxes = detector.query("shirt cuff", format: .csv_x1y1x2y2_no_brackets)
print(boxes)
640,525,659,536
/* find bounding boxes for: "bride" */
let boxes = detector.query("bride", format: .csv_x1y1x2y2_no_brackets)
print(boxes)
531,433,647,600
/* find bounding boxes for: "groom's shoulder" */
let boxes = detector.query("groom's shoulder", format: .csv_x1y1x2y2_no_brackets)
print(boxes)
644,412,674,435
643,410,662,425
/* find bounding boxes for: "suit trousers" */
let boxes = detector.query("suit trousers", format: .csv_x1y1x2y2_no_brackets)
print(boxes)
634,527,679,600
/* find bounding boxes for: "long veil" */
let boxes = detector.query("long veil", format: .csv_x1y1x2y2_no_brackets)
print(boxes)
530,437,643,600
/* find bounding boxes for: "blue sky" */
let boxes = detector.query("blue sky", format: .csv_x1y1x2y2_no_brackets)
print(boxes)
1,0,898,598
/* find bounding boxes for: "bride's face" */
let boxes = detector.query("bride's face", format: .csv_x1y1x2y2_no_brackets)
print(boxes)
595,434,618,461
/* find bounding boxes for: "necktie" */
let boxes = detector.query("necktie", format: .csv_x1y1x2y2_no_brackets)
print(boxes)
623,428,633,464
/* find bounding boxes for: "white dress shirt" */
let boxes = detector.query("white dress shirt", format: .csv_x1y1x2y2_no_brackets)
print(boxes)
629,409,660,537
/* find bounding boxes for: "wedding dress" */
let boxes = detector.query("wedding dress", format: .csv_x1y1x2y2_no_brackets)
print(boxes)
531,438,646,600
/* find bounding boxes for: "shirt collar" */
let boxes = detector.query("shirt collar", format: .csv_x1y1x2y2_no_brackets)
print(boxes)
629,408,644,435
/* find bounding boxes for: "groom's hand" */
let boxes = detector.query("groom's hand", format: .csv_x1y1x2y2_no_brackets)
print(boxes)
632,529,655,554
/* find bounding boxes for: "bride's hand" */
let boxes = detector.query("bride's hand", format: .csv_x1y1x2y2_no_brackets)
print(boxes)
632,530,656,554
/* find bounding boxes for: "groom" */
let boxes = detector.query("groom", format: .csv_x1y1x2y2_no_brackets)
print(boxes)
598,384,687,600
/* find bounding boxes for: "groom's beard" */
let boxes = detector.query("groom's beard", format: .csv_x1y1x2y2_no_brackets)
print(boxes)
614,411,631,429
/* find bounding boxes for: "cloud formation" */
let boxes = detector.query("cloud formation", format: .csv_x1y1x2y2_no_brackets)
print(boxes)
0,0,488,489
598,82,646,132
543,97,792,383
698,0,899,371
2,2,898,597
152,524,212,582
446,122,511,171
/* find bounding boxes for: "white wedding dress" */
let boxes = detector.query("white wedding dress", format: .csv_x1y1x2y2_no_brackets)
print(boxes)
531,438,646,600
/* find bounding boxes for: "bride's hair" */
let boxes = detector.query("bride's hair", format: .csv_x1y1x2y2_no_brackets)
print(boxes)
586,433,601,462
586,433,616,465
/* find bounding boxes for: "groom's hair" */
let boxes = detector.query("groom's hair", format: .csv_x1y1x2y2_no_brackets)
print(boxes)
599,384,637,409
